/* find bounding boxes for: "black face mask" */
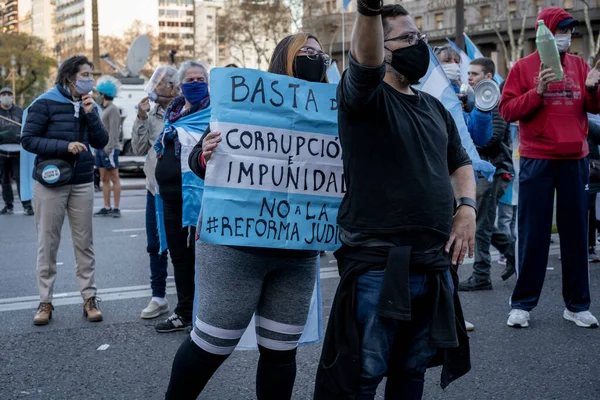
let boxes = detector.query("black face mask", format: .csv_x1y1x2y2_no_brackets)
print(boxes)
385,40,430,83
293,55,327,83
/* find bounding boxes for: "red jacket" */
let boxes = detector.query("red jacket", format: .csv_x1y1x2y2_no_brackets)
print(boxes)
499,8,600,160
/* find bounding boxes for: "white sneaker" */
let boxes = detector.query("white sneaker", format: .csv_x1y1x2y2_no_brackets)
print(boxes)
141,299,169,319
464,320,475,331
563,309,599,328
507,309,530,328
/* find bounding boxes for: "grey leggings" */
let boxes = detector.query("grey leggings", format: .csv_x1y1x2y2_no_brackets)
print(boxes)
192,241,317,355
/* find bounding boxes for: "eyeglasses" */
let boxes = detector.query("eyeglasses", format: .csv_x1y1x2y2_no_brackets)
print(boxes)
384,32,428,46
299,47,332,65
556,26,576,34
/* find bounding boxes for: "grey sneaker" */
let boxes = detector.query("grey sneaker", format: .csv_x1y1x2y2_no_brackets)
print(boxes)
155,314,191,333
94,207,112,217
111,208,121,218
507,309,530,328
141,299,169,319
563,309,599,328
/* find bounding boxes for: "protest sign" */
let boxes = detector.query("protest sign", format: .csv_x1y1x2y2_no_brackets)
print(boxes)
200,68,342,251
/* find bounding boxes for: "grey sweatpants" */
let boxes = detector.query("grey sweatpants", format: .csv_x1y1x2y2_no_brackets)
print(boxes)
192,241,317,355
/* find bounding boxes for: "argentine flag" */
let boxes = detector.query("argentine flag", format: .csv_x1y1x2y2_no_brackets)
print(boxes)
464,33,504,84
415,47,495,180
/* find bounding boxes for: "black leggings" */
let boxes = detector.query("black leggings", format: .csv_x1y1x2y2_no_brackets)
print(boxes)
165,338,298,399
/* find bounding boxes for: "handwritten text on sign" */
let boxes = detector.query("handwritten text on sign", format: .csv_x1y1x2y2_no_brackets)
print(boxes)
200,68,343,250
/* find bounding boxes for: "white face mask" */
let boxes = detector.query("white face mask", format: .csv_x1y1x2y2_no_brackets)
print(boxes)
555,33,572,53
442,63,461,82
0,96,13,107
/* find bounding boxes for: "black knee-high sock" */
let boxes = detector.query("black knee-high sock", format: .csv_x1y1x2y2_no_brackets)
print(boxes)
165,337,229,399
256,345,298,400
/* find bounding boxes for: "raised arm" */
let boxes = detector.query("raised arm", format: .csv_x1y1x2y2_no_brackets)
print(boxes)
351,1,384,67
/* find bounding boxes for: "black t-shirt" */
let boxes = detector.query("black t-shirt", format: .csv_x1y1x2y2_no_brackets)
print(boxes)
337,55,471,239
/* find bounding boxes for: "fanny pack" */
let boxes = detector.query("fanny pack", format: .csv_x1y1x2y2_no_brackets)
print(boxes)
34,119,85,187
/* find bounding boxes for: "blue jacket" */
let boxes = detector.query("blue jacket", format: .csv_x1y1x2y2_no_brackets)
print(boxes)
21,84,108,185
463,108,493,147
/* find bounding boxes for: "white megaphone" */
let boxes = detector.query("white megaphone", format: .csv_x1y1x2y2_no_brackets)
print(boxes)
473,79,501,112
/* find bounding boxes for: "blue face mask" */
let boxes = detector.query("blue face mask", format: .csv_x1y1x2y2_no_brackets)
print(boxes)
181,81,208,105
74,78,95,95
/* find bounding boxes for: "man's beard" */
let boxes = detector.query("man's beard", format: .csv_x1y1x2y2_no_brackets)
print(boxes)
385,64,420,85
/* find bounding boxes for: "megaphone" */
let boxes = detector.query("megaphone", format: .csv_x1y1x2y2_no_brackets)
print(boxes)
474,79,501,112
459,83,475,113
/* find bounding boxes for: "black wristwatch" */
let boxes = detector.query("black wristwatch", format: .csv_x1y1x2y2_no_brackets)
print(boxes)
456,197,477,215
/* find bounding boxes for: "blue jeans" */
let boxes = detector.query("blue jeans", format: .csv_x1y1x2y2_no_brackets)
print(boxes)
356,269,452,400
146,191,169,298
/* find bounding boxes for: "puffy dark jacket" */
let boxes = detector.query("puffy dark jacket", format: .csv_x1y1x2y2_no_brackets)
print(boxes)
21,84,108,185
475,107,514,176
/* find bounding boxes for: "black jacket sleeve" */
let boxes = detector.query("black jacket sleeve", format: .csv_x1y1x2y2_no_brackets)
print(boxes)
21,101,71,157
188,126,211,180
84,108,109,150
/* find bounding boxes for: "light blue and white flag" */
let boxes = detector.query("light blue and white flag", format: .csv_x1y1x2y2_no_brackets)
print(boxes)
415,47,495,180
446,38,471,84
464,33,504,84
343,0,351,10
327,61,342,84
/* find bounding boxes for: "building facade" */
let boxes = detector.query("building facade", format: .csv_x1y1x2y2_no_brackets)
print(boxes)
194,0,222,67
158,0,195,64
0,0,20,33
305,0,600,78
31,0,56,53
54,0,90,58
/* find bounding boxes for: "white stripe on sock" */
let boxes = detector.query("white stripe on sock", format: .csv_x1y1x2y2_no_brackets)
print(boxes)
195,317,246,340
256,335,299,351
191,330,237,356
256,316,305,336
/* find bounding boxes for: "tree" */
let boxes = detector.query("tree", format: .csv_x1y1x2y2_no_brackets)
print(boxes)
99,20,159,77
0,32,55,107
217,0,292,69
579,0,600,65
493,0,532,71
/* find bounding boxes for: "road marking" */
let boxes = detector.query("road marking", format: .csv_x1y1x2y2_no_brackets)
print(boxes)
112,228,145,233
130,235,138,238
0,248,562,313
97,344,110,351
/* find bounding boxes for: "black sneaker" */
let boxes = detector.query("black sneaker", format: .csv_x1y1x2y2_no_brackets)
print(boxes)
111,208,121,218
155,314,191,333
94,208,112,217
24,205,34,216
458,276,493,292
0,206,14,215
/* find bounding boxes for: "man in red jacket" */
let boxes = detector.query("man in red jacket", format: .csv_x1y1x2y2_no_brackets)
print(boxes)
499,7,600,329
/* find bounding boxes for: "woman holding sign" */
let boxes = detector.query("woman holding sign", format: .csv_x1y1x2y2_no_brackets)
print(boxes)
166,33,330,399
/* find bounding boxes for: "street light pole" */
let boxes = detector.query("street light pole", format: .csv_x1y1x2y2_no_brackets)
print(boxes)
455,0,465,50
92,0,101,77
10,55,16,97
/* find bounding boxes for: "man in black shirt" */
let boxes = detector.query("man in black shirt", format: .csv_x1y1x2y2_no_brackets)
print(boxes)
314,4,475,399
0,87,32,215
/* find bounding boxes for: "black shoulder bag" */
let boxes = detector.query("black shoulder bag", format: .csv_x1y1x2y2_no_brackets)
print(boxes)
34,120,86,187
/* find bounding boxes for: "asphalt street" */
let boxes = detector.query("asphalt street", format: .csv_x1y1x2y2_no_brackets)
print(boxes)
0,187,599,400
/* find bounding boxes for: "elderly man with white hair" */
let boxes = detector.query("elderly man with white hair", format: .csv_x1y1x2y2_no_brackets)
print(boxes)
152,61,212,333
132,65,179,320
